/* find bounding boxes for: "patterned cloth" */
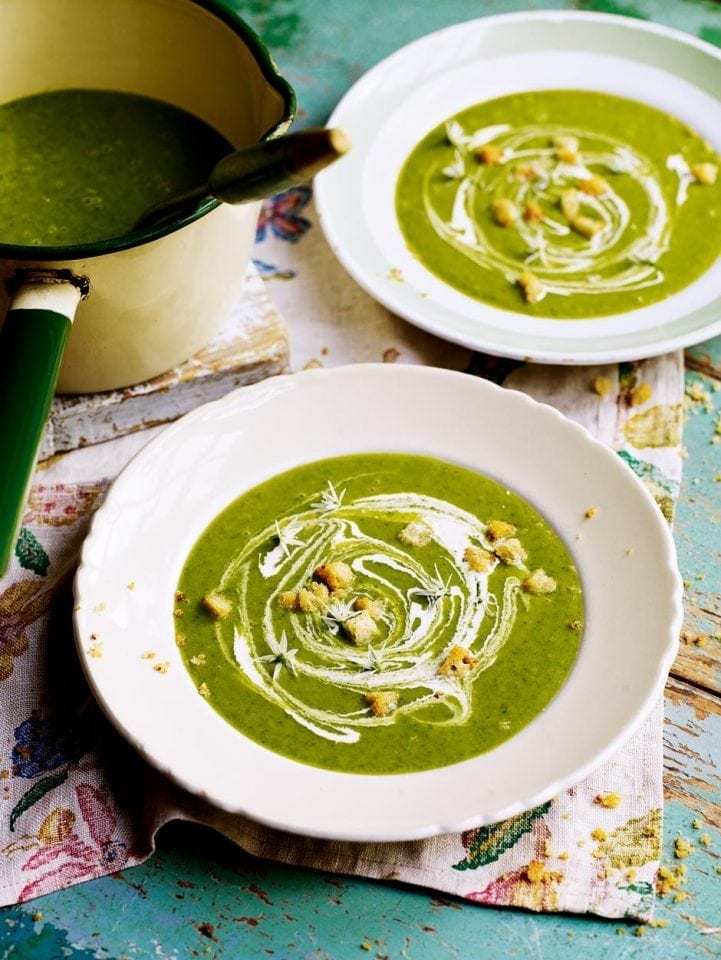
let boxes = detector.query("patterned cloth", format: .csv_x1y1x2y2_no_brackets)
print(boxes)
0,190,683,918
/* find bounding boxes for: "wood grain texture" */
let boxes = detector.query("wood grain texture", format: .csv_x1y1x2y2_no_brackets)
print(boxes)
38,266,289,460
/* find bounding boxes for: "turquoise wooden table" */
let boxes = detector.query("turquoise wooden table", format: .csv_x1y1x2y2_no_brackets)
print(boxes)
3,1,721,956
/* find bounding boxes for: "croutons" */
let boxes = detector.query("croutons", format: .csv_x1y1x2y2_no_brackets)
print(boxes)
314,561,355,594
577,175,607,196
278,591,299,611
517,271,545,305
691,162,717,185
571,215,603,239
553,135,580,164
298,581,330,613
202,591,232,621
560,188,580,221
491,198,519,227
477,144,504,165
353,596,385,619
487,519,517,541
516,162,545,181
523,199,544,222
523,569,557,595
397,520,433,548
494,538,528,566
364,690,398,717
463,545,495,573
343,610,379,645
439,645,478,679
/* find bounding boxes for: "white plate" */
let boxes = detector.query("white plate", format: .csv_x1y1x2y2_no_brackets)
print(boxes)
315,11,721,363
74,365,681,841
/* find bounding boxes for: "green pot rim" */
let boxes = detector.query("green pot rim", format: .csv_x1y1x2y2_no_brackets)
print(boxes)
0,0,296,263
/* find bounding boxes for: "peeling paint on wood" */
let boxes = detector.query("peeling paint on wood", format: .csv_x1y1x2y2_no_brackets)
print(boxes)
38,265,289,460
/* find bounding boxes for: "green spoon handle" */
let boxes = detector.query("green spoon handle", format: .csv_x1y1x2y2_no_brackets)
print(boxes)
0,278,83,575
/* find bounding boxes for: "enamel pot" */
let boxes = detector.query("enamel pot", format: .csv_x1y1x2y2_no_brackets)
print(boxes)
0,0,294,572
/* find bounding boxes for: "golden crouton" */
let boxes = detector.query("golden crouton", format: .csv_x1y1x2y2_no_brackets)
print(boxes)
560,188,580,221
353,596,385,619
523,200,544,222
314,561,355,594
463,545,495,573
487,519,517,541
517,271,544,304
571,215,603,238
397,520,433,547
691,162,717,185
516,162,545,181
439,645,478,679
278,591,299,611
491,198,519,227
477,144,504,165
523,569,557,595
364,690,398,717
553,135,580,164
494,538,528,566
298,581,330,613
202,591,232,621
343,610,379,645
577,175,607,196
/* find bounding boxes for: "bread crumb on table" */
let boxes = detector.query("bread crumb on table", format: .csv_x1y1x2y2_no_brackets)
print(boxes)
674,837,693,859
631,382,653,407
595,792,621,809
592,376,613,398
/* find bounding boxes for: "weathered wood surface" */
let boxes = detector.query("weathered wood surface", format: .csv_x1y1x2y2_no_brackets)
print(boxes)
38,266,289,460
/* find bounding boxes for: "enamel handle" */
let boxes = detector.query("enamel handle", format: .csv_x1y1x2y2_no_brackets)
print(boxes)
0,281,82,575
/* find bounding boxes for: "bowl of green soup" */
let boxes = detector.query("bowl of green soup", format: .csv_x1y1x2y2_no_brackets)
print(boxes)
0,0,294,572
74,365,681,841
316,11,721,363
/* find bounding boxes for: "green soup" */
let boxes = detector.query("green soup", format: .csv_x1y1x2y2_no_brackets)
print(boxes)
175,454,583,775
0,89,231,246
395,89,721,318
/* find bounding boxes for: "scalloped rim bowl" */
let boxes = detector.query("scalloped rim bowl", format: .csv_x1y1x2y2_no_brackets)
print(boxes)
74,365,681,841
315,11,721,363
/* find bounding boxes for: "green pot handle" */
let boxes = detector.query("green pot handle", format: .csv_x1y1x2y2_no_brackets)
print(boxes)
0,275,85,575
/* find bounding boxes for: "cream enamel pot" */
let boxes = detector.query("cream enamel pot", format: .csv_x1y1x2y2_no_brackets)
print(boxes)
0,0,294,572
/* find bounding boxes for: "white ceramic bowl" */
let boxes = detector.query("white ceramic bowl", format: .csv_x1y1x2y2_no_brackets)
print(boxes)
316,11,721,363
74,366,681,841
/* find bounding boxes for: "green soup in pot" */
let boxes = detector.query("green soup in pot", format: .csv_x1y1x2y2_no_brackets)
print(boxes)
395,89,721,318
175,453,583,775
0,89,231,246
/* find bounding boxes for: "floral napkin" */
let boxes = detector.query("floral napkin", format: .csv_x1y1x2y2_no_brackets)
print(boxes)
0,190,682,919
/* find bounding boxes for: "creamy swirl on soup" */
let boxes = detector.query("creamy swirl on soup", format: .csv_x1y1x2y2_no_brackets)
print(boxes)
175,454,583,775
